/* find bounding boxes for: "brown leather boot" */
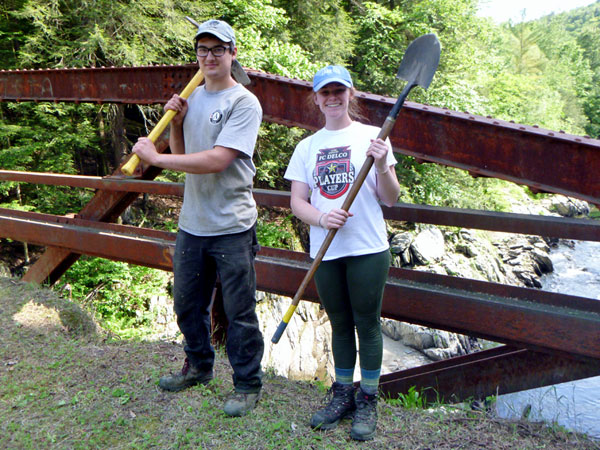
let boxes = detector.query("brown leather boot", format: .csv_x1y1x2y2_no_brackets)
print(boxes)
158,358,213,392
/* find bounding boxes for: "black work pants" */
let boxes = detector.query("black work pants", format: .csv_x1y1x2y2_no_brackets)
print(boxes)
173,226,263,393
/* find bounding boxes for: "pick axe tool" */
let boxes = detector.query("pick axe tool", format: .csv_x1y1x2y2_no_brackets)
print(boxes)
120,17,251,176
271,33,441,344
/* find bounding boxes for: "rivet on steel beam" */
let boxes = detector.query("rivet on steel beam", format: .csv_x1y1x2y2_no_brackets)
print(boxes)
559,130,565,134
519,127,525,130
575,138,582,142
533,125,539,128
549,132,555,136
445,111,451,115
493,121,499,125
510,120,515,123
585,135,591,139
469,116,474,120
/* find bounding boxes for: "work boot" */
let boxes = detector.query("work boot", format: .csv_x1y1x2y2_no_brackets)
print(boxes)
158,358,213,392
310,382,356,430
350,388,378,441
223,390,262,417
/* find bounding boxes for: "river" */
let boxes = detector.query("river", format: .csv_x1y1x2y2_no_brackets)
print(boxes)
495,240,600,439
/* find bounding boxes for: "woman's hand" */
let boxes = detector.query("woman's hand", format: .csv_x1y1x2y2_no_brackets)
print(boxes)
366,138,390,174
320,208,354,230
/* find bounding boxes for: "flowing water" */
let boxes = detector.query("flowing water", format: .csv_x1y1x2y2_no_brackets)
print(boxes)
495,240,600,439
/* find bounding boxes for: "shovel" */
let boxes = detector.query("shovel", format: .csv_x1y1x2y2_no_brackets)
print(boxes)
121,17,251,176
271,33,441,344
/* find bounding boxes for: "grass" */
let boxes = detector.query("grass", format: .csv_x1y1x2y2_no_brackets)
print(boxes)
1,277,598,450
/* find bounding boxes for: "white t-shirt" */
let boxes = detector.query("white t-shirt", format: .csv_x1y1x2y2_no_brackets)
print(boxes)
179,84,262,236
284,121,397,260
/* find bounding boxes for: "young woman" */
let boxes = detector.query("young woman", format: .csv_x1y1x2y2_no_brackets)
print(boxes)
284,65,400,441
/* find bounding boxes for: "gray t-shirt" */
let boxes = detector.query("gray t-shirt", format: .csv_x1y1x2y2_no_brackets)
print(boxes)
179,83,262,236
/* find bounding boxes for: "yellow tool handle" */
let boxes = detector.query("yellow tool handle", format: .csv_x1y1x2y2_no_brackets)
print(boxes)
121,69,205,176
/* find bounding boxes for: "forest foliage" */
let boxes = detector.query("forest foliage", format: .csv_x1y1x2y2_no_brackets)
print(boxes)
1,0,599,200
1,0,599,332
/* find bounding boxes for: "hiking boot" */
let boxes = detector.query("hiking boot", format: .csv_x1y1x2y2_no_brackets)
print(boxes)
223,390,262,417
158,358,213,392
310,382,356,430
350,388,378,441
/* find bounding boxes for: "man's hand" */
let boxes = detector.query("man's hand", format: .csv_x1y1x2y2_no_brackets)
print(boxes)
132,137,159,166
164,94,188,126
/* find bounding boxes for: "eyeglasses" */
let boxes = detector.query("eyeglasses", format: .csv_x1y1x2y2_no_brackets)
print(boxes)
196,45,230,57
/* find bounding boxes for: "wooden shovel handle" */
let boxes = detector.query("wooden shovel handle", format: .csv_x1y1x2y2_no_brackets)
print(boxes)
271,84,415,343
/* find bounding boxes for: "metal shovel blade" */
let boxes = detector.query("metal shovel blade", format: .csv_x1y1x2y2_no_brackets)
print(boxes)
396,33,441,89
231,60,251,86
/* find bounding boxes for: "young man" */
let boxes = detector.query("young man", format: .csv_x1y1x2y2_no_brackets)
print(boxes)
132,19,264,417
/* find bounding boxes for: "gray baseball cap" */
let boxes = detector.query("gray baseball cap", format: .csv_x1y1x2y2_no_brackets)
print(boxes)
194,19,236,47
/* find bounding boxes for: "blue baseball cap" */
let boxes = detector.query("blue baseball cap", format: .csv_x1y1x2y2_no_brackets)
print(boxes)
312,65,353,92
194,19,236,47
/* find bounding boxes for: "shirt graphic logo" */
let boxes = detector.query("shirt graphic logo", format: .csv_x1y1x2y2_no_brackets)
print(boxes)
209,110,223,124
313,146,355,199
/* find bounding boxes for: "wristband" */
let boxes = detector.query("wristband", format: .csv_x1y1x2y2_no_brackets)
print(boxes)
318,213,326,228
377,166,389,175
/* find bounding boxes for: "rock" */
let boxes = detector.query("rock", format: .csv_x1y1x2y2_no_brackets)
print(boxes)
390,232,413,254
531,249,553,273
455,242,478,258
382,320,478,362
257,292,334,382
551,195,590,217
411,228,445,265
459,229,476,242
382,334,433,373
390,232,414,266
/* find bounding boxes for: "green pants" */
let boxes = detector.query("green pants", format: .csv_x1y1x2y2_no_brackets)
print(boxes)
314,250,390,371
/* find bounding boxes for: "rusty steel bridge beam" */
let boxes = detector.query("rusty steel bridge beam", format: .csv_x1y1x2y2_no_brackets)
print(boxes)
379,346,600,403
2,208,599,361
0,170,185,196
2,170,600,242
1,209,599,399
258,247,600,361
2,65,600,205
17,136,172,284
0,208,176,270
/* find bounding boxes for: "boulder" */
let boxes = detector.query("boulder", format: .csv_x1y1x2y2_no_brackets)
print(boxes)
411,227,445,265
551,195,590,217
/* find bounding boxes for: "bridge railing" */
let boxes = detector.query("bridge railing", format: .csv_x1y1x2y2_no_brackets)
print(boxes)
1,66,600,402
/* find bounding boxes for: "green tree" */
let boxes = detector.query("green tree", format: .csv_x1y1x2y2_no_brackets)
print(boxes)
273,0,355,64
0,0,32,69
